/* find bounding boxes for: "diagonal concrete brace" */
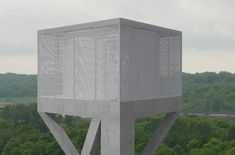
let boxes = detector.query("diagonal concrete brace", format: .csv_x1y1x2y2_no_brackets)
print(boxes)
81,118,101,155
141,112,179,155
39,112,80,155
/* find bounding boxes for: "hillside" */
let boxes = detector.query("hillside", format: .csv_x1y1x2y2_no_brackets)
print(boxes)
0,73,36,104
0,72,234,154
183,72,235,112
0,72,235,112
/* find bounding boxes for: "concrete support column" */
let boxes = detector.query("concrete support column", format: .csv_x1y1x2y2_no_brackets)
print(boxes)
120,117,135,155
101,114,135,155
101,114,121,155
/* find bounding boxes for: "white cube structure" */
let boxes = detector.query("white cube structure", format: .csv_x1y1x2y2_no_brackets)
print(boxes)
38,18,182,155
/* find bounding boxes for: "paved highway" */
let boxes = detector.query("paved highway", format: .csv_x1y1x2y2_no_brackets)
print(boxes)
180,112,235,119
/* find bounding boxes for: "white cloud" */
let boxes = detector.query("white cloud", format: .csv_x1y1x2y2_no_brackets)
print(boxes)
183,48,235,73
0,54,36,74
0,0,234,73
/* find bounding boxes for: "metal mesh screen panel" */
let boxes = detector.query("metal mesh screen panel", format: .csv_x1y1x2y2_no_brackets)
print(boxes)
38,25,120,101
38,19,182,104
120,24,182,101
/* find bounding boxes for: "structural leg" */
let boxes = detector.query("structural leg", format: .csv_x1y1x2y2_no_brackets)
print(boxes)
141,112,179,155
101,114,135,155
40,111,177,155
120,116,135,155
39,112,79,155
81,118,101,155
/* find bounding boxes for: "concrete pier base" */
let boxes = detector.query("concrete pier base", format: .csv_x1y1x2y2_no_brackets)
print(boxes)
39,97,181,155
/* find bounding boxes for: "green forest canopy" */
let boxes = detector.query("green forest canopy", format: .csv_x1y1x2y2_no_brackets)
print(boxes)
1,104,235,155
0,72,234,154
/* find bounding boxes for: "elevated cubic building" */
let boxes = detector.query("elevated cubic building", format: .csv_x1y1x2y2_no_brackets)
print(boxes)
38,18,182,155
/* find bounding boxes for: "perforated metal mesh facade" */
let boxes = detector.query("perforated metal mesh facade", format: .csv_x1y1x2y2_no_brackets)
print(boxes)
38,24,120,101
120,22,181,101
38,19,182,103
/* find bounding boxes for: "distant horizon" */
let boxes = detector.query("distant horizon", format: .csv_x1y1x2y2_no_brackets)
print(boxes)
0,70,234,75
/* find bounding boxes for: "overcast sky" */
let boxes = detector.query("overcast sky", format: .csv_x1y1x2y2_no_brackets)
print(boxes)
0,0,234,74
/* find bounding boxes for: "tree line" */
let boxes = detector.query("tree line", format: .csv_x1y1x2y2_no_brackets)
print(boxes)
0,73,36,98
0,72,235,154
1,71,234,112
183,71,235,112
1,104,235,155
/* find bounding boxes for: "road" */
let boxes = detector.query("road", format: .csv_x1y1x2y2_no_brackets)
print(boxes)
180,112,235,119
